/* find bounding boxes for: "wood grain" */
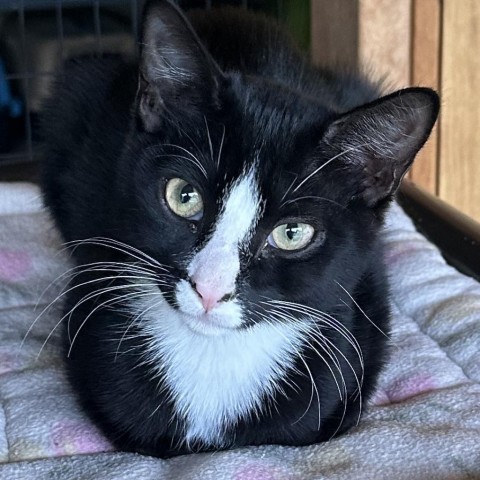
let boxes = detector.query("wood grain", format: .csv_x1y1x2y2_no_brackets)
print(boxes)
310,0,359,69
409,0,441,194
439,0,480,221
311,0,411,88
357,0,412,90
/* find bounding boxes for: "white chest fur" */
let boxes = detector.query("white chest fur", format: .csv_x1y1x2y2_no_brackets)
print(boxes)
133,293,309,447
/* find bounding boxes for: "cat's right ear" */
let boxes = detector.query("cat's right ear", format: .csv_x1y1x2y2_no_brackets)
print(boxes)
136,0,224,132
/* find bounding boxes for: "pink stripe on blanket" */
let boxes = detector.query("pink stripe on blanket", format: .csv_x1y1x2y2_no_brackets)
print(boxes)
50,420,114,456
371,374,438,406
0,249,32,281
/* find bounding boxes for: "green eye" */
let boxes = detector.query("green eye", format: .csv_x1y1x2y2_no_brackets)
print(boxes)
268,223,315,251
165,178,203,219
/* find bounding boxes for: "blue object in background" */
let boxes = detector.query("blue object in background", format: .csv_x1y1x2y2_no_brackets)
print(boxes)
0,58,24,153
0,58,22,118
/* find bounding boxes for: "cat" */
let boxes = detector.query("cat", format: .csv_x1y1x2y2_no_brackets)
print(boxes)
40,0,439,457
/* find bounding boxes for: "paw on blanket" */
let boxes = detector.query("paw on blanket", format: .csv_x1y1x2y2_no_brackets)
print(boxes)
0,183,479,479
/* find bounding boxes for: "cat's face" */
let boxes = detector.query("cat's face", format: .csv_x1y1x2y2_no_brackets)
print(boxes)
109,0,439,337
120,113,348,336
119,96,336,336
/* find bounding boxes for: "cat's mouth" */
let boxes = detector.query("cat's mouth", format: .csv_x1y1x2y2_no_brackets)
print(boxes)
174,279,244,336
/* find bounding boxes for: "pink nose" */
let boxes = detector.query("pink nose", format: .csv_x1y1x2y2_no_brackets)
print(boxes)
192,281,233,312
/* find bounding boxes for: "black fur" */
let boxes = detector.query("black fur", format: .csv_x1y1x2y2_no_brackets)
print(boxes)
40,0,439,457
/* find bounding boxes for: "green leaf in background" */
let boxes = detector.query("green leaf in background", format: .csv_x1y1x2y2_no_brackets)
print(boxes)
260,0,310,52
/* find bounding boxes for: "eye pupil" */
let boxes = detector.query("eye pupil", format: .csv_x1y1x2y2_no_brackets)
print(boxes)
180,184,195,204
285,223,300,241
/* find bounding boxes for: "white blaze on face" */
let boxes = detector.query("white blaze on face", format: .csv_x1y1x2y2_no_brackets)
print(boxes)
186,168,261,313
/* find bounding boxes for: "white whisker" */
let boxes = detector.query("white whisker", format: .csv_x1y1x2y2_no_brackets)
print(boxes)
281,195,346,210
280,173,298,202
217,124,226,170
260,298,364,371
34,260,157,310
292,144,369,193
114,292,167,362
64,237,169,272
158,144,208,178
257,295,367,432
335,281,391,341
204,116,214,166
254,308,321,429
66,282,158,357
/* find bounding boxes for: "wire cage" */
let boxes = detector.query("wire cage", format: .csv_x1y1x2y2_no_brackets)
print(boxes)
0,0,310,170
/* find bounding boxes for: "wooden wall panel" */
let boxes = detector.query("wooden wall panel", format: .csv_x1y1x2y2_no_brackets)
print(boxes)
409,0,441,194
311,0,411,89
310,0,480,213
357,0,412,89
440,0,480,221
310,0,359,69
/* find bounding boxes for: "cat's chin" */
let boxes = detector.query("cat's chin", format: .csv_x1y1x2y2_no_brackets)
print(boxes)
179,313,236,337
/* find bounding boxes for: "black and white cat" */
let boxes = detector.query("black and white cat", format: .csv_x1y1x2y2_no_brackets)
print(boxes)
41,0,439,457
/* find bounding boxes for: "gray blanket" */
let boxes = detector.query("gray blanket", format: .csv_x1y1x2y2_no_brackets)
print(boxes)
0,183,479,479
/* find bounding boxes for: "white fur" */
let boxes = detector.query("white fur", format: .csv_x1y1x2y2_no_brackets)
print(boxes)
133,290,311,447
187,169,261,303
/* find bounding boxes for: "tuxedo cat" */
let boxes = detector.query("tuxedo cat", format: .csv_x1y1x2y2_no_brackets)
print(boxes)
41,0,439,457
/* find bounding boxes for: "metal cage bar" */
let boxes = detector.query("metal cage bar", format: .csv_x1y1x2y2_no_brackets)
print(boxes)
0,0,289,165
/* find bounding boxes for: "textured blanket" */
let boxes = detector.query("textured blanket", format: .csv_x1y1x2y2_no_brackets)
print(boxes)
0,182,479,480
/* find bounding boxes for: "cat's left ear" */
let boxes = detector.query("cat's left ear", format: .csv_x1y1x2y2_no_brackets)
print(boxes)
323,88,440,207
137,0,224,132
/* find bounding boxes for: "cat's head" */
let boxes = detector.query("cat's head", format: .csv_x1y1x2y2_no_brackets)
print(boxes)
114,0,439,336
